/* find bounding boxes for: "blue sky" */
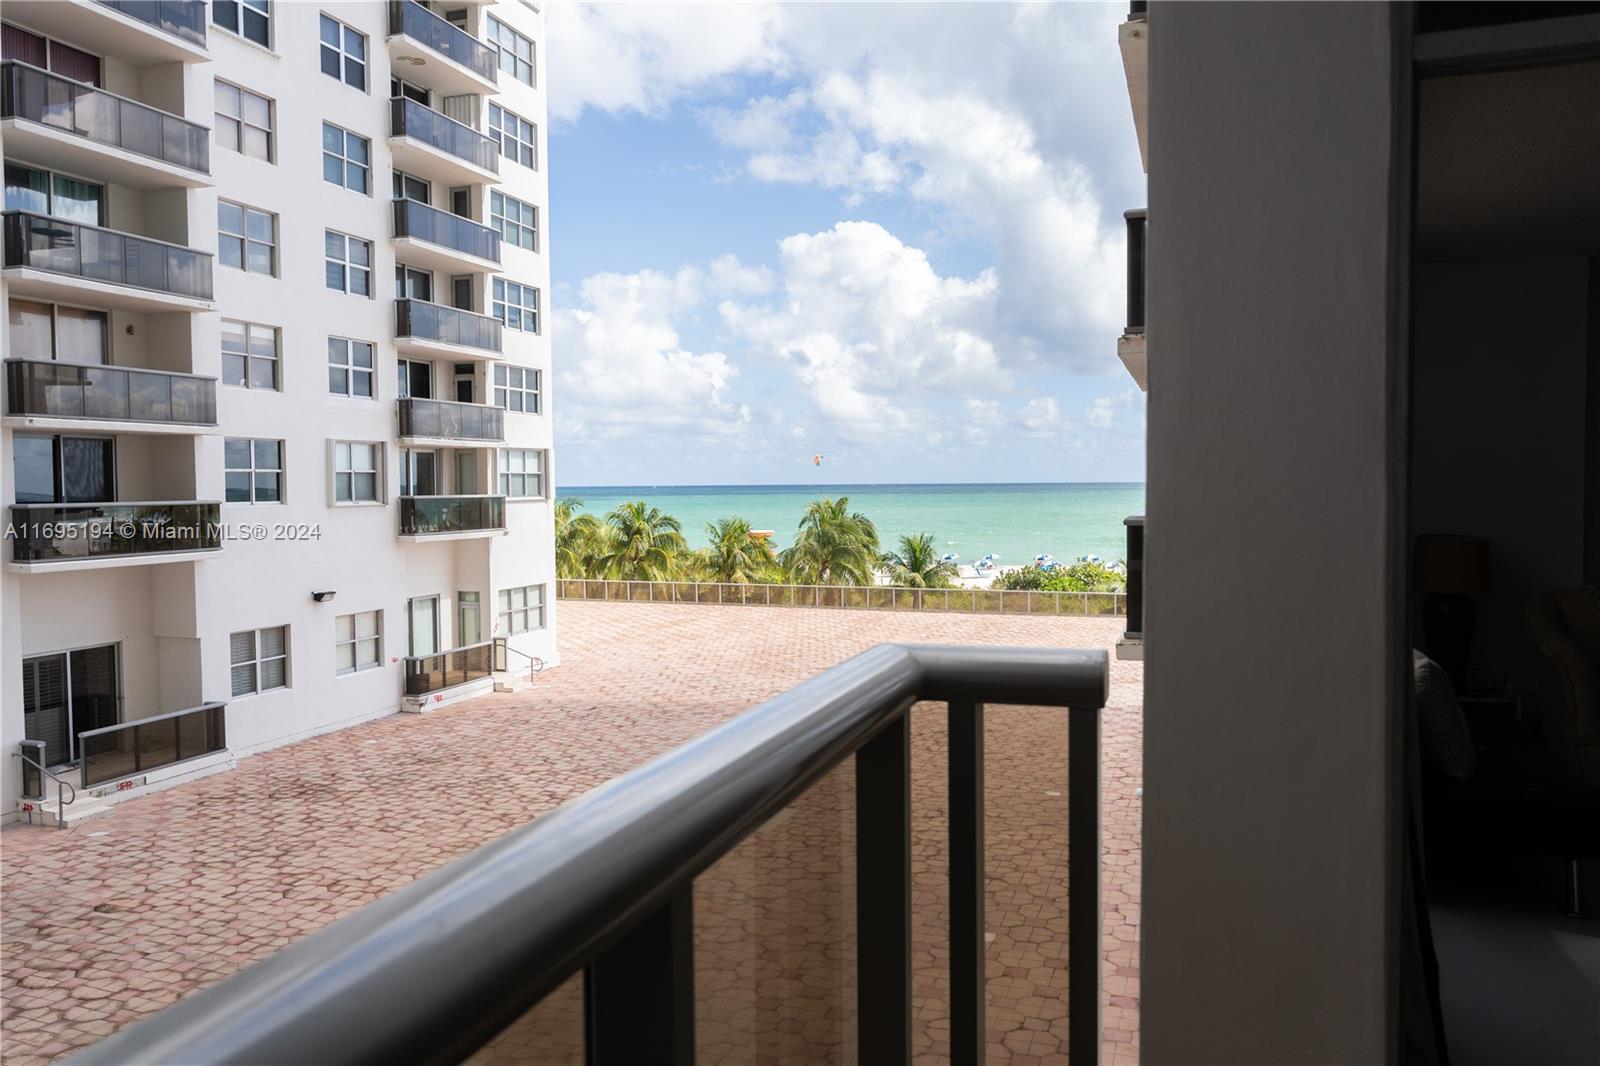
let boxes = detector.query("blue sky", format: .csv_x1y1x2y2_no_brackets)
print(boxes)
547,2,1146,486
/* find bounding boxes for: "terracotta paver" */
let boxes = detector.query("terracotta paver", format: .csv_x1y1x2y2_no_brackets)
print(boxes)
2,601,1141,1064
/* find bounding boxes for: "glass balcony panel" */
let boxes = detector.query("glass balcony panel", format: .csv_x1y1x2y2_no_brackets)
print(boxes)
395,299,502,353
6,360,218,426
96,1,207,47
465,974,584,1066
124,370,171,422
393,199,501,262
389,97,499,174
402,640,497,695
79,701,225,788
9,502,222,563
398,495,505,536
84,366,133,420
388,1,498,83
3,212,213,301
1,64,210,174
397,397,504,441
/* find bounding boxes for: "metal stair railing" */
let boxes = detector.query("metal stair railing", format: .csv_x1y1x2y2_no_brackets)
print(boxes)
15,740,75,829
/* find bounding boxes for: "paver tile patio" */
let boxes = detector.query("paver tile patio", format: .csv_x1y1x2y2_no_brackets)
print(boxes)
1,601,1140,1064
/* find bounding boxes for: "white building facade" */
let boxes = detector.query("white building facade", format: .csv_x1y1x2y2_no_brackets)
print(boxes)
0,0,556,820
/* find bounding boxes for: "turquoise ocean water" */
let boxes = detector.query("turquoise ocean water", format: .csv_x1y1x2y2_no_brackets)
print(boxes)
558,483,1146,565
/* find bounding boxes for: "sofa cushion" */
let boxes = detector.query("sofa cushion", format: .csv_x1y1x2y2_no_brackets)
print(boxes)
1554,586,1600,667
1413,650,1476,781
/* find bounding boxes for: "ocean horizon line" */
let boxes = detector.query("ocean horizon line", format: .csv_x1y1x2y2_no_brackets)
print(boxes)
559,480,1146,492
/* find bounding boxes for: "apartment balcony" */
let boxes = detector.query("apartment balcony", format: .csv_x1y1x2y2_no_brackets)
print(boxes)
4,2,208,65
1117,515,1145,661
8,501,222,572
388,97,499,187
77,701,226,789
76,644,1110,1066
2,211,214,313
394,299,503,361
397,495,506,540
4,360,218,435
1,63,210,189
402,639,496,697
1118,208,1147,390
1120,2,1149,171
385,0,499,97
397,396,504,446
392,199,501,275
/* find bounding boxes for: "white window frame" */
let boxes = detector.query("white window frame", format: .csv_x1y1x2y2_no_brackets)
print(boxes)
335,611,382,676
214,80,273,162
322,123,371,194
497,584,545,636
230,625,288,697
330,440,384,505
327,337,375,399
221,320,279,391
325,231,373,297
319,13,368,91
488,103,537,169
490,191,538,252
225,437,283,504
492,364,540,414
218,200,276,276
491,279,539,333
486,15,535,87
497,448,545,499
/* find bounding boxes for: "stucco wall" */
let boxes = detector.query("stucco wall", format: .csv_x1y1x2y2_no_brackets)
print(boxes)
1143,2,1403,1060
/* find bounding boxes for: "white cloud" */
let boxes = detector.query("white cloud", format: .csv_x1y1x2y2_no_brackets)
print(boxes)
1018,397,1065,436
720,221,1005,441
554,267,748,441
1087,396,1115,429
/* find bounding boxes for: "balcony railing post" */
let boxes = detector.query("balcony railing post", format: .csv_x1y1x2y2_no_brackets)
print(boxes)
583,887,695,1066
856,708,912,1065
948,701,986,1066
1068,704,1101,1066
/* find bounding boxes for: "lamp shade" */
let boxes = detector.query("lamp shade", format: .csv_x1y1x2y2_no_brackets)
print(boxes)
1413,534,1490,595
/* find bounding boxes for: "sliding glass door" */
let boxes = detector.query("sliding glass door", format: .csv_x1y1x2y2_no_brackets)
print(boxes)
22,644,119,767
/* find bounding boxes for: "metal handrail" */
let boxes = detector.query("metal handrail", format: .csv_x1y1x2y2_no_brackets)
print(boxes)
14,745,75,830
492,636,545,676
71,643,1108,1065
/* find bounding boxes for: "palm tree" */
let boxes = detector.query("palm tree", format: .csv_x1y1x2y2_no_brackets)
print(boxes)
597,501,687,580
554,498,611,579
882,532,957,589
703,516,779,583
780,497,880,585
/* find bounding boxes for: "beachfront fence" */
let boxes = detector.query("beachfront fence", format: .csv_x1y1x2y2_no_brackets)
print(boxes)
556,579,1125,617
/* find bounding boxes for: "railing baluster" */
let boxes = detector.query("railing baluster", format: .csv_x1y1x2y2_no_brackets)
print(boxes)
857,710,911,1064
584,887,694,1066
949,701,986,1066
1068,705,1101,1065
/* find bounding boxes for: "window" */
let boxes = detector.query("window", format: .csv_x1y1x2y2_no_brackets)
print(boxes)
2,23,101,85
214,81,272,161
214,0,270,47
5,164,105,225
492,364,540,413
395,265,432,302
335,612,381,675
320,14,367,90
393,170,429,204
230,626,287,697
492,279,539,332
486,16,535,86
225,438,282,503
325,232,372,296
328,337,375,398
322,124,370,193
221,320,279,390
334,442,381,503
497,449,545,498
488,104,537,169
490,191,537,252
8,300,108,365
219,200,275,275
391,76,429,105
497,584,545,636
13,434,114,504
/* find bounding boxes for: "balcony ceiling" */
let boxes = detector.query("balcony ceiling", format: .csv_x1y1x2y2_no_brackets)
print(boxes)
1417,59,1600,257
